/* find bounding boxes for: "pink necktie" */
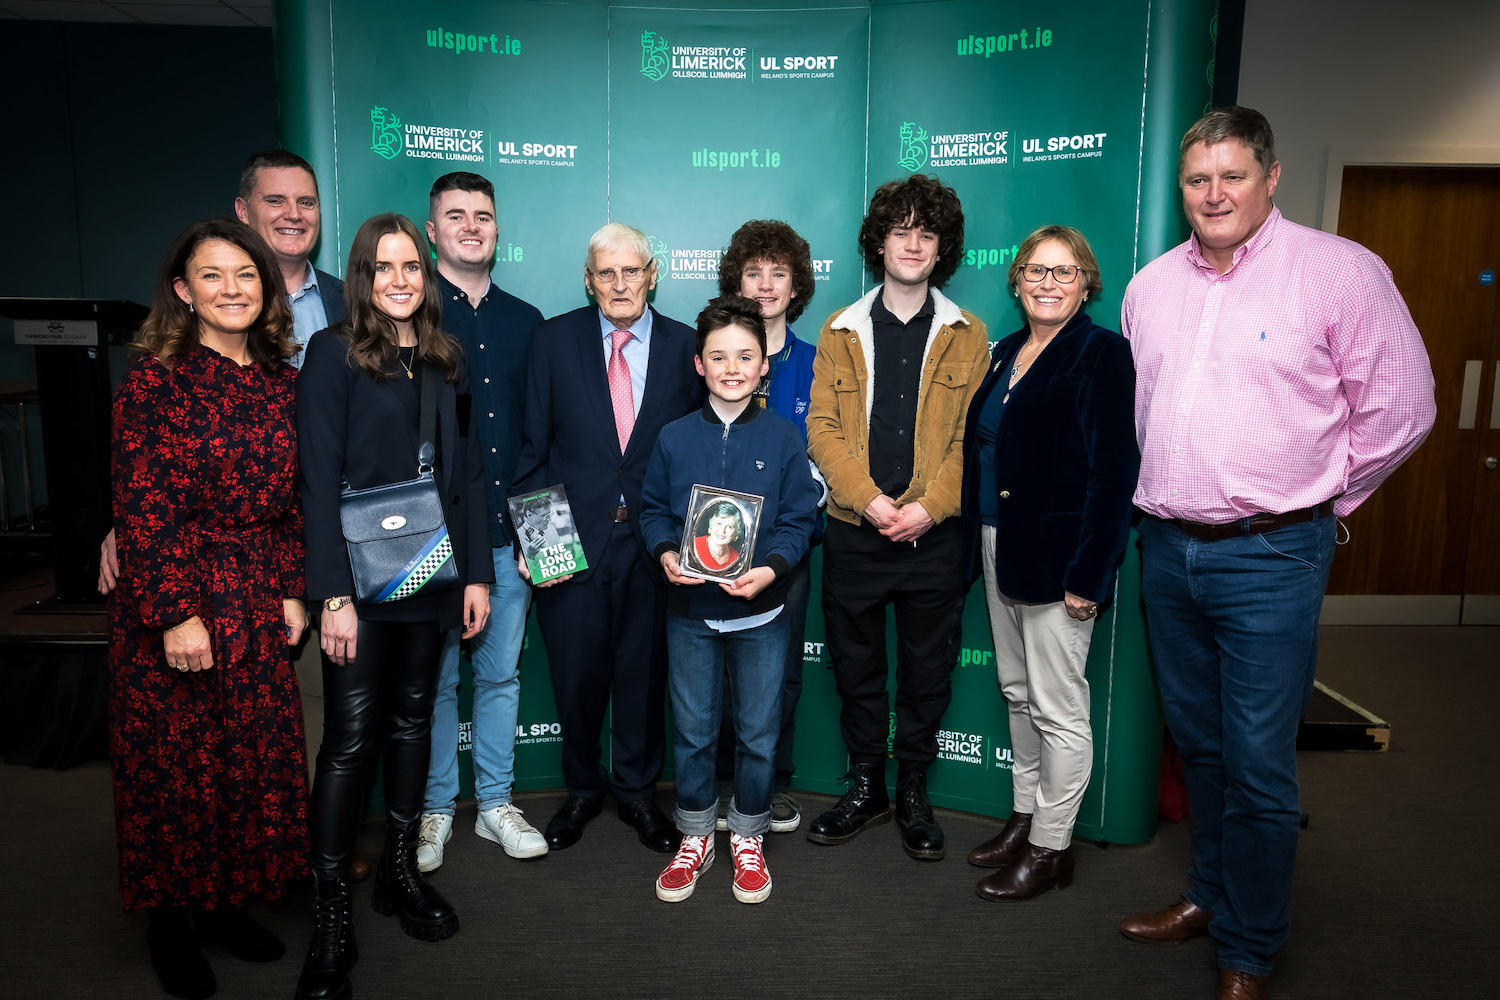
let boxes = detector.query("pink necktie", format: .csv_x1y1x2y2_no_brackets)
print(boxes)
608,329,635,453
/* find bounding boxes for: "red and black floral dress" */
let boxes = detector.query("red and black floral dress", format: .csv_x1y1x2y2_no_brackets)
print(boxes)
108,344,309,912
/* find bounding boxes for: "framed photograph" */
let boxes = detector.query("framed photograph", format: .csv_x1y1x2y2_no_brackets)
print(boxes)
679,485,764,584
507,484,588,584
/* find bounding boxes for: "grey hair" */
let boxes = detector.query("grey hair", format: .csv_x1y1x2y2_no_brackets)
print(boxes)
585,222,652,272
1178,106,1277,178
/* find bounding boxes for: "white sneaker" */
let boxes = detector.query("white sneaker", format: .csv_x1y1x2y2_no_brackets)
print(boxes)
416,813,453,873
475,802,549,859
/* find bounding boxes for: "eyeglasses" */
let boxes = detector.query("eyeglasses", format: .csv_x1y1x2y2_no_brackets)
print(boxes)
589,265,650,284
1020,263,1086,284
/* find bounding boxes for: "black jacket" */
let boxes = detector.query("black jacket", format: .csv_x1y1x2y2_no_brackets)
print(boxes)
510,305,704,582
297,328,493,629
961,311,1139,605
315,268,347,327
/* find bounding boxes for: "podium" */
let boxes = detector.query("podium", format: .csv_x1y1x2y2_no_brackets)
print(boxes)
0,298,148,612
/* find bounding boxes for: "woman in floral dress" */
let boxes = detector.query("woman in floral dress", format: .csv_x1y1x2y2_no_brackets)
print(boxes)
109,217,309,1000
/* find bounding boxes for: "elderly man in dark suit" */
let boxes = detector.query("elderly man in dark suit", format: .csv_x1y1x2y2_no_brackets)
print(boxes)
511,222,704,853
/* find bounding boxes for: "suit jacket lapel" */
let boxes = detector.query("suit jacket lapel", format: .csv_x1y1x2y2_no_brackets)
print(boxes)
1003,315,1086,412
576,312,621,452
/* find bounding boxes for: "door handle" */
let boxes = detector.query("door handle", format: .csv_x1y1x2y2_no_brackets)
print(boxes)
1487,457,1498,470
1459,360,1481,428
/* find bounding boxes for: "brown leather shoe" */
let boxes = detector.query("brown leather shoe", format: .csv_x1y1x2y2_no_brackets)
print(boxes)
975,844,1074,900
966,812,1032,868
1219,969,1269,999
349,853,371,883
1119,895,1211,943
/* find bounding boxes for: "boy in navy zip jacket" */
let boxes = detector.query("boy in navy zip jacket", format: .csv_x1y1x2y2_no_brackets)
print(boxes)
640,295,820,905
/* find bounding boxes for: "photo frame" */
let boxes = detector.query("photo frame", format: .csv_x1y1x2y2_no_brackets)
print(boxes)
679,485,764,584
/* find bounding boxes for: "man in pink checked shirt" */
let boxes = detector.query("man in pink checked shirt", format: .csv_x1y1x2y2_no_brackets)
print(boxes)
1117,107,1435,1000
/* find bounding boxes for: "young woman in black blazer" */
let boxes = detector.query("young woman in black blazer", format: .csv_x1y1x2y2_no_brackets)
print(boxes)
294,213,492,1000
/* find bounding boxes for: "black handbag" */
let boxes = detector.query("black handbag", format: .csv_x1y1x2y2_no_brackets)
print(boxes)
338,364,461,605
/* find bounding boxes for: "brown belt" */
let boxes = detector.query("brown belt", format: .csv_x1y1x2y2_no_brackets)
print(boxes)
1143,500,1335,541
612,505,631,522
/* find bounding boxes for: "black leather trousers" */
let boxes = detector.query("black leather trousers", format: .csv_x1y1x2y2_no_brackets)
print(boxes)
309,618,445,878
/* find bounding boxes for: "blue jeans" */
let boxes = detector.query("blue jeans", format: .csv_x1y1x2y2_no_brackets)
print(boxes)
1138,515,1336,978
666,609,789,837
424,545,532,814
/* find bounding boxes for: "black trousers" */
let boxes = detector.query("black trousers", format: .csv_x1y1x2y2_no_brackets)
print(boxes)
716,554,811,787
821,517,965,768
534,520,667,802
309,618,445,878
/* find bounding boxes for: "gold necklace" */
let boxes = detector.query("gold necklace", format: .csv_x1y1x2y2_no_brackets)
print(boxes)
397,345,416,380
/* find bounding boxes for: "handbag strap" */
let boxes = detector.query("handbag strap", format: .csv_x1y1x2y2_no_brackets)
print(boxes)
418,361,439,472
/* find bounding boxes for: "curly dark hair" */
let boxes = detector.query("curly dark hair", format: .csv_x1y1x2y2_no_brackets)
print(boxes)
133,218,297,370
716,220,816,323
695,294,768,357
858,174,965,289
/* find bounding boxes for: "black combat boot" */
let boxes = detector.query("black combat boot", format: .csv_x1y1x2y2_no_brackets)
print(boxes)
295,875,357,1000
894,764,946,860
371,823,459,941
806,760,891,845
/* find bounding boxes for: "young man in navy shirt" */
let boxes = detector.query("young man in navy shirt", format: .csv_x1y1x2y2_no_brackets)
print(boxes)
417,172,548,869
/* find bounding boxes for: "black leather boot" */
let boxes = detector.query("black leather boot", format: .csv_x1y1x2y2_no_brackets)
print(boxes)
147,906,217,1000
371,823,459,941
894,764,946,861
195,904,285,962
295,875,357,1000
806,760,891,845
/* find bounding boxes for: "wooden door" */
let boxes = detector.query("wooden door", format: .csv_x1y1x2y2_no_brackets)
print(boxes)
1326,166,1500,609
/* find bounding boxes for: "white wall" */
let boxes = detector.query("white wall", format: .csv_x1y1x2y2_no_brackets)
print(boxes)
1238,0,1500,228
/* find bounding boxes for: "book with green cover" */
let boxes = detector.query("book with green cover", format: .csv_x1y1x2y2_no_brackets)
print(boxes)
508,484,588,584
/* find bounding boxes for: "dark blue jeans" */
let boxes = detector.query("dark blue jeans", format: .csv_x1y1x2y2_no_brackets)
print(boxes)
1138,514,1336,978
666,609,789,837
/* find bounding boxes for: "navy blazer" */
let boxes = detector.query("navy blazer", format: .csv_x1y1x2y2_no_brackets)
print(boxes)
960,311,1139,605
315,268,347,327
297,328,493,630
511,304,705,583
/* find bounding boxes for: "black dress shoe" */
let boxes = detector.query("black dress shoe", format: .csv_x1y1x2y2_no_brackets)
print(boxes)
544,795,604,850
618,798,679,853
195,904,286,962
976,843,1074,900
806,760,891,845
894,765,945,861
148,906,217,1000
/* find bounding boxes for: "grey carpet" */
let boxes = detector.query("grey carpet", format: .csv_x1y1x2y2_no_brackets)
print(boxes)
1,625,1495,999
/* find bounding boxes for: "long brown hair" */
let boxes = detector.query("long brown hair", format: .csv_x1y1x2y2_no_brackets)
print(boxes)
133,218,296,369
342,213,460,383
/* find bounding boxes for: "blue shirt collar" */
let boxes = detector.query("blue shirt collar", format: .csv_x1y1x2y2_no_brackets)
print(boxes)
291,262,318,301
598,306,653,345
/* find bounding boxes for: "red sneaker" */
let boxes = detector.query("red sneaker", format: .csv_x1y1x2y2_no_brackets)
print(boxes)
731,834,772,904
656,834,713,902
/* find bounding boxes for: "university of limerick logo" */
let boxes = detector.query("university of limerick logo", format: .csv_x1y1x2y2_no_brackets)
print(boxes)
898,121,929,172
647,235,669,276
370,106,402,159
640,30,669,81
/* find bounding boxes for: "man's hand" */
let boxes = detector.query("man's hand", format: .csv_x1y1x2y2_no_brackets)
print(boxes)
661,551,705,586
882,501,935,543
283,599,309,646
1064,591,1099,622
863,494,900,530
722,566,775,600
163,616,213,673
461,583,491,639
98,529,119,594
518,554,572,588
320,603,359,666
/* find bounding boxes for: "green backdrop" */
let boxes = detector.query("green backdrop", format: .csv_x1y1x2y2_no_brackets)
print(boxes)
275,0,1215,843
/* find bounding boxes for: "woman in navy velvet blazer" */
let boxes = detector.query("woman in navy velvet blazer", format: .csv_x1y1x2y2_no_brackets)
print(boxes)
959,225,1139,901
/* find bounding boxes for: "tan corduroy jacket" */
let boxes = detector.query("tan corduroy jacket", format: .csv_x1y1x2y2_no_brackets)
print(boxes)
807,285,990,527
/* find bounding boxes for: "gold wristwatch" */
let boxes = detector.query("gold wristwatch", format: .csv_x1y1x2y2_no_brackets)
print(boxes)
323,596,352,611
